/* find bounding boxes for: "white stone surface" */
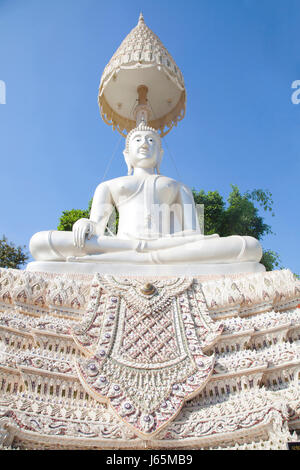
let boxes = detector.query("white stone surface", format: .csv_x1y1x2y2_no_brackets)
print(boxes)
26,260,265,276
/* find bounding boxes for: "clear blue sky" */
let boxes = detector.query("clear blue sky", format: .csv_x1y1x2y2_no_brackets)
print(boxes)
0,0,299,273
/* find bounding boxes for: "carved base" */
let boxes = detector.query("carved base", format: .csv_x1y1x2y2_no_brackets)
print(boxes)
0,267,299,449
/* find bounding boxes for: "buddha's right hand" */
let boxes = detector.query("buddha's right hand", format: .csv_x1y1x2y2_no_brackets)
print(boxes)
72,218,96,249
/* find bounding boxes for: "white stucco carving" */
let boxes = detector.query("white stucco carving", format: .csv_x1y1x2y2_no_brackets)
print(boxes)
0,268,300,449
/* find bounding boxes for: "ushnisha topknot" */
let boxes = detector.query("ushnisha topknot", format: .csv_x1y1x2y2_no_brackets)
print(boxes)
125,123,161,152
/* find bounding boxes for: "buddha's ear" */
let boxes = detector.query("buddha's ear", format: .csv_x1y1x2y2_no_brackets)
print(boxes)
156,148,164,174
123,150,133,176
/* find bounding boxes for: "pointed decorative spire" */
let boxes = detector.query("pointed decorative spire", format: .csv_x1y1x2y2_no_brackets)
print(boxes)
138,12,144,24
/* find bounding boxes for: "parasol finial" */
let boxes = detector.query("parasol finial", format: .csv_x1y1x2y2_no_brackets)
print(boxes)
138,12,144,24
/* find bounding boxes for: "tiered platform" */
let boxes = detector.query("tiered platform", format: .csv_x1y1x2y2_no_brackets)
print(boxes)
0,267,299,449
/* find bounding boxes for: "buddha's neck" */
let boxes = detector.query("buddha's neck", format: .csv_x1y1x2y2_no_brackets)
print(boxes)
133,168,156,177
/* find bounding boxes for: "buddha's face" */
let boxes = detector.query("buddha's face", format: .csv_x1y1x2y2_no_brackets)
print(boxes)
124,130,163,173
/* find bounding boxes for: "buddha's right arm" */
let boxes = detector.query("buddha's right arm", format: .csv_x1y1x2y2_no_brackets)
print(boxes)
72,183,114,248
89,182,115,236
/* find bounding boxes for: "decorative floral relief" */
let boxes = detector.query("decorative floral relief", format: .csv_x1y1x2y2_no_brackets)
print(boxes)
74,275,218,438
0,268,300,448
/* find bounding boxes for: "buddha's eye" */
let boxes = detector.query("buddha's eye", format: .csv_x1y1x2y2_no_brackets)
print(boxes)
148,138,153,143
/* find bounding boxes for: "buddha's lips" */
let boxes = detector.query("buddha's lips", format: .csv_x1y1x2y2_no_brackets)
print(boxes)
137,152,152,159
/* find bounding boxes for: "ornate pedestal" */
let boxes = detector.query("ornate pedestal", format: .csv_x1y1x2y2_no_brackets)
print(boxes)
0,267,300,450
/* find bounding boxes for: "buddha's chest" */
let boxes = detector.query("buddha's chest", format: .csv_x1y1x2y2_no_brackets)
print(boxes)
110,176,179,207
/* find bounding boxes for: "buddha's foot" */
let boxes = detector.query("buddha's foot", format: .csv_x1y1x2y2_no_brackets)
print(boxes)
66,256,84,262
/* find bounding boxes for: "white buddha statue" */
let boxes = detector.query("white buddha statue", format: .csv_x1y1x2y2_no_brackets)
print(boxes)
28,124,264,274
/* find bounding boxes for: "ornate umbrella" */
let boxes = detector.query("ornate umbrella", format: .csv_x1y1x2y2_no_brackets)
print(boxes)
98,13,186,137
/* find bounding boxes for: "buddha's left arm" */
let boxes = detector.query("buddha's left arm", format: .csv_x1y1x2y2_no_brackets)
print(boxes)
177,184,202,234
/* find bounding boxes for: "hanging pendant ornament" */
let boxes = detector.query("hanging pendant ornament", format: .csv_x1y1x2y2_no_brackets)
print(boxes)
74,275,221,439
98,13,186,137
133,84,151,126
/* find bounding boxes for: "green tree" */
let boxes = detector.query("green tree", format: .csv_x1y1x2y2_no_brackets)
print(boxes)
57,200,93,232
193,185,280,271
0,235,29,269
57,209,90,232
192,185,273,239
57,186,281,271
260,250,282,272
57,199,119,235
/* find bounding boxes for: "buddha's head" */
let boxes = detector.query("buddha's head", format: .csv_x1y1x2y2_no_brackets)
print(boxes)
123,124,163,175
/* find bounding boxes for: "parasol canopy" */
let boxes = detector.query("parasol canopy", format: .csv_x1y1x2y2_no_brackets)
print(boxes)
98,13,186,137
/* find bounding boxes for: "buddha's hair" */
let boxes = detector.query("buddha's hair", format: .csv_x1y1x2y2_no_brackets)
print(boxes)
125,123,161,152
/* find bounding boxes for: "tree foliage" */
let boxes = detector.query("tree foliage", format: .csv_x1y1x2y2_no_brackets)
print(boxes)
57,185,281,271
260,250,282,272
57,200,93,232
192,185,273,240
0,235,29,269
192,185,279,271
57,209,90,232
